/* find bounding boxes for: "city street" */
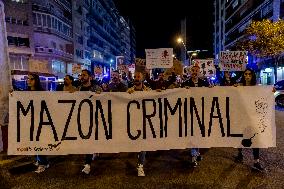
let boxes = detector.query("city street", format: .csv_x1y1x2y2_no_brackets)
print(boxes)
0,108,283,189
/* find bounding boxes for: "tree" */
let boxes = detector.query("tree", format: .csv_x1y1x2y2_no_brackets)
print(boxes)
238,19,284,82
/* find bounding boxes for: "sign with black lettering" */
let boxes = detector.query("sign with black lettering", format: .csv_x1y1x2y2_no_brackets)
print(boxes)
8,87,276,155
219,51,248,71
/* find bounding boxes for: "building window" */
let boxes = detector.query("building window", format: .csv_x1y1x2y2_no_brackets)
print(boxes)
80,21,83,30
76,49,84,58
85,51,91,59
11,0,26,3
59,44,64,51
5,17,11,23
37,13,42,25
42,14,47,27
58,22,62,32
77,6,82,15
47,15,51,28
7,36,30,47
232,0,238,9
77,35,83,45
9,55,29,70
5,16,28,26
262,2,273,17
51,41,56,49
52,60,66,74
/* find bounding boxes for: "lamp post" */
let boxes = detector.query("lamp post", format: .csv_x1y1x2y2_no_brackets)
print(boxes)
189,52,198,65
187,50,208,65
177,37,187,65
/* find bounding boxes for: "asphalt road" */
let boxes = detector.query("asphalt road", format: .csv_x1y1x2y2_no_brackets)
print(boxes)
0,108,283,189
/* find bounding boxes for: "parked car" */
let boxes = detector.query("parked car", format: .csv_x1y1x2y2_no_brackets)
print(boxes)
274,80,284,107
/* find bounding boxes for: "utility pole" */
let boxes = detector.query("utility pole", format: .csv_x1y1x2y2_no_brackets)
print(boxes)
0,0,11,152
181,17,187,66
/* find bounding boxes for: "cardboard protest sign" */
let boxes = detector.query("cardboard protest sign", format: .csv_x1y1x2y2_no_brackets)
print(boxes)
219,51,247,71
192,59,216,76
146,48,173,69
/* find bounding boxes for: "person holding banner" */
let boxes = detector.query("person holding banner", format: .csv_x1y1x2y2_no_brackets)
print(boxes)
78,69,102,92
181,65,210,167
127,72,151,177
153,72,168,91
56,75,77,92
220,71,237,86
78,69,102,175
23,73,50,173
234,68,264,171
107,70,128,92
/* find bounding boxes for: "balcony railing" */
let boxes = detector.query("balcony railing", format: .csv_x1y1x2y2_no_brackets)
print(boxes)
35,46,73,59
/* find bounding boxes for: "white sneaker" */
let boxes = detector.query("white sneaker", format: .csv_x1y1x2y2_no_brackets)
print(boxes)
34,164,49,173
137,164,145,177
34,161,39,167
82,164,91,175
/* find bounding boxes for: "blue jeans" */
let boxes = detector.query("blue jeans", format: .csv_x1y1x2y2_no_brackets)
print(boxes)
85,154,93,165
138,151,146,165
191,148,200,157
36,155,48,166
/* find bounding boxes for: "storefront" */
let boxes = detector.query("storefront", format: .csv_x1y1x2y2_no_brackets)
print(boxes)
260,66,284,85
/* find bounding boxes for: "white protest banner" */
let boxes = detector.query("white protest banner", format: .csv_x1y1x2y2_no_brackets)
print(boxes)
192,59,216,77
9,86,276,155
146,48,173,69
219,51,247,71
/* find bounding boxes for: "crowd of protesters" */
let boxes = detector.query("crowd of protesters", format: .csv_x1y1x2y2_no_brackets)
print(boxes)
10,65,272,175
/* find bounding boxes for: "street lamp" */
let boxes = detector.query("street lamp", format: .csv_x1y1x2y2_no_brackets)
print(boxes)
190,52,198,65
187,50,208,65
177,37,187,65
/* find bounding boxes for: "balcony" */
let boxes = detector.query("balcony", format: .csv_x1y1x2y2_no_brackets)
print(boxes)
35,46,73,60
55,0,72,11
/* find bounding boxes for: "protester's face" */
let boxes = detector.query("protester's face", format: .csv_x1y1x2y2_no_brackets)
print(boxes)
244,70,252,83
190,67,200,79
111,72,120,82
224,71,230,79
122,72,126,79
102,83,108,90
78,74,82,81
64,76,72,86
80,71,90,84
134,73,143,86
158,73,164,80
27,75,35,87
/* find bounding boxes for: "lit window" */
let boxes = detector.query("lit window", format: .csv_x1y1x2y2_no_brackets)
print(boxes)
11,0,26,3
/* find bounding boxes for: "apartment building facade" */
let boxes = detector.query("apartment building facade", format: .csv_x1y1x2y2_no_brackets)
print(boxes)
3,0,135,87
214,0,284,84
4,0,34,76
86,0,134,78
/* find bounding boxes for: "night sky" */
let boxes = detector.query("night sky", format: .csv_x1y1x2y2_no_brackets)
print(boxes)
114,0,214,58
